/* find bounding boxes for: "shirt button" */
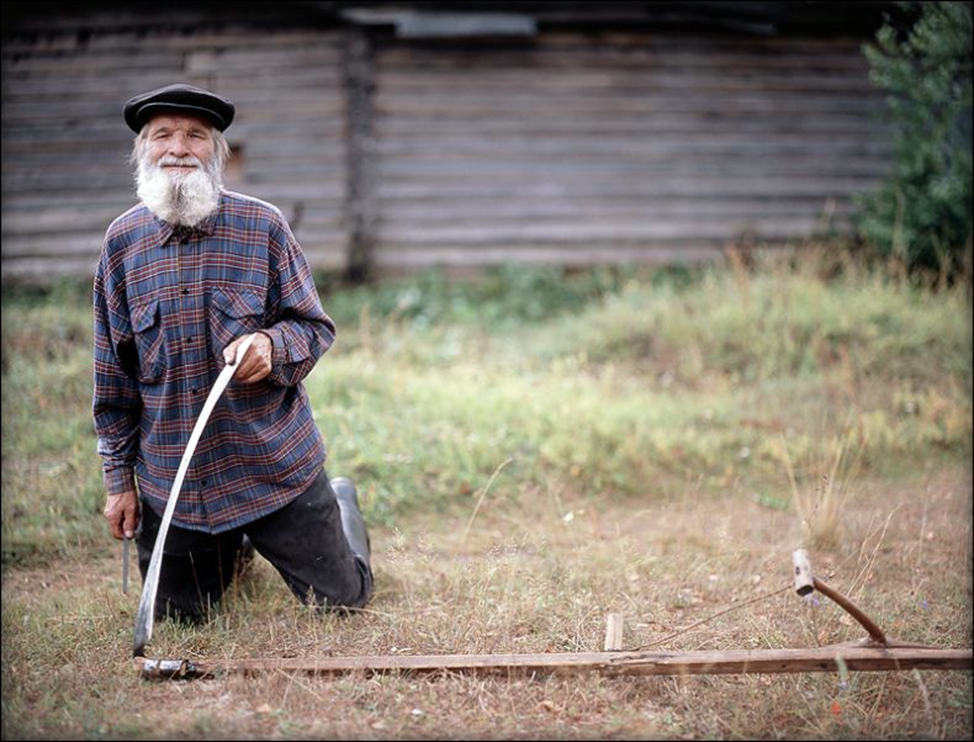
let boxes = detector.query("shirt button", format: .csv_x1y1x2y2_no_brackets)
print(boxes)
191,388,199,395
181,288,189,295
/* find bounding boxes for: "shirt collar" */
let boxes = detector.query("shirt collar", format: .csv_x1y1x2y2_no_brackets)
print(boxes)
151,195,222,245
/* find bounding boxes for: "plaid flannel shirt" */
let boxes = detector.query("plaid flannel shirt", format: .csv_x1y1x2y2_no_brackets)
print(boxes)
93,191,336,533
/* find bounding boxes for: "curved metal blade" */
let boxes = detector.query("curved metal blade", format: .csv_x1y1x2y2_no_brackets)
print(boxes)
133,334,257,657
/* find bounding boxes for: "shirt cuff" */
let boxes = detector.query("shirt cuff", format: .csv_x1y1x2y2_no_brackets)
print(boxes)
258,328,285,373
104,466,136,497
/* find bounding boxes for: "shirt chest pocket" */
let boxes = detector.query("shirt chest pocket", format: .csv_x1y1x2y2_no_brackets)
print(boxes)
131,298,166,383
208,287,267,358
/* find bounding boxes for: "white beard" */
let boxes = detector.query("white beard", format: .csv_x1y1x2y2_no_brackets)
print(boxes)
136,153,223,227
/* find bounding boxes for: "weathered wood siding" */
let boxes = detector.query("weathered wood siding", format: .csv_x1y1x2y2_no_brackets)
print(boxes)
2,24,894,280
1,28,347,281
370,32,893,270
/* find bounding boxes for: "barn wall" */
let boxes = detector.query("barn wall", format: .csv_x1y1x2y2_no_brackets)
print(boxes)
1,27,348,281
2,23,894,281
370,31,893,270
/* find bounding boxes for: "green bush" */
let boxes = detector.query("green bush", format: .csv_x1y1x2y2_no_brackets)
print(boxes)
856,1,973,276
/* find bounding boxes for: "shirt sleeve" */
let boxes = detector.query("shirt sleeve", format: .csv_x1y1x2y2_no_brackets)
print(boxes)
92,248,141,496
261,218,337,388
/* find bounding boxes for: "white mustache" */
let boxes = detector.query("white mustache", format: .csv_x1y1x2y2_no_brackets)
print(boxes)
158,155,203,168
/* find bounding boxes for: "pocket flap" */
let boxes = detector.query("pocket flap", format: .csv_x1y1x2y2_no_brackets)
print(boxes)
212,287,265,319
131,298,159,333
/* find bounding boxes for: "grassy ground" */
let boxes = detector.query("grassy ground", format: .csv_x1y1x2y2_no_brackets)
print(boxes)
2,246,972,739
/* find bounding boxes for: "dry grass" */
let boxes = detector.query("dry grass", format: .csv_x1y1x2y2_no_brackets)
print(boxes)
3,466,970,740
773,418,869,552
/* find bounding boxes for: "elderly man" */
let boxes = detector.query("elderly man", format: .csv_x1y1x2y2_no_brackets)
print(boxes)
94,83,372,622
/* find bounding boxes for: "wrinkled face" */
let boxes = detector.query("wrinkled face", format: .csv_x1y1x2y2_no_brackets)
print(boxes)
133,113,227,226
143,113,217,175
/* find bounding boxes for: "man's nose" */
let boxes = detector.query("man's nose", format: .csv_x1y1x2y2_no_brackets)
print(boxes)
167,133,192,156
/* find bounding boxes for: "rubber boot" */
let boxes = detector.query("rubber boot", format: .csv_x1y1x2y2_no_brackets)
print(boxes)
330,476,371,575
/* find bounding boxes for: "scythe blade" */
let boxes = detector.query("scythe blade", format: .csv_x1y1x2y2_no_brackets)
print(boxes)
133,333,257,657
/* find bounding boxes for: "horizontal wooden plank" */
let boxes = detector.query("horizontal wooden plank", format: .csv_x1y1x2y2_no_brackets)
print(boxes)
1,29,342,56
374,177,880,200
372,132,891,152
376,49,873,73
1,67,341,98
135,645,974,681
373,109,887,126
546,33,866,49
2,46,341,74
375,217,843,244
372,165,887,183
372,153,890,173
377,214,854,232
374,93,886,116
378,199,856,220
0,203,345,236
402,32,868,53
1,226,349,259
378,73,879,95
373,118,894,139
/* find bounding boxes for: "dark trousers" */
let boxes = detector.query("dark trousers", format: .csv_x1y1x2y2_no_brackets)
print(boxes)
136,469,372,622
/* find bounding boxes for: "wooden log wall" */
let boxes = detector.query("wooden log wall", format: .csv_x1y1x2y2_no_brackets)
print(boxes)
1,27,348,281
2,24,895,280
369,32,894,271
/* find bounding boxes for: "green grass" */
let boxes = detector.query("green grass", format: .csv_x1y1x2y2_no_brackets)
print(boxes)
2,250,971,561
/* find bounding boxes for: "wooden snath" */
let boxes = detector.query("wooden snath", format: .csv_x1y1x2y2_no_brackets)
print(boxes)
135,550,972,682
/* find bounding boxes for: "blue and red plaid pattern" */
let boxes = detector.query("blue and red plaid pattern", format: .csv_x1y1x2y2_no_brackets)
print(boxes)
93,191,337,533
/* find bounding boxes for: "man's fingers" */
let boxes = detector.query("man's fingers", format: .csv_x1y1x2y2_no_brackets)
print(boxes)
223,338,242,365
123,504,140,540
224,336,255,367
235,350,258,376
105,491,138,541
105,511,124,540
226,334,272,383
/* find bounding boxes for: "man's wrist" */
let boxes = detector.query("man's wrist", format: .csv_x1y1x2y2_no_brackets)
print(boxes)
104,466,136,497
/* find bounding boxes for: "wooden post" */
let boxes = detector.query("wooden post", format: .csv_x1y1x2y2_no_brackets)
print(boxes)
604,613,624,652
342,23,377,282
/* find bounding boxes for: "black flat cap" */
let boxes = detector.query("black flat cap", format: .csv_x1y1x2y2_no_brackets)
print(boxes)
123,83,235,133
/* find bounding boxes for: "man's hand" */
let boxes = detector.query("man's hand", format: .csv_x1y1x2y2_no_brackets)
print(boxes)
223,332,273,384
104,490,140,540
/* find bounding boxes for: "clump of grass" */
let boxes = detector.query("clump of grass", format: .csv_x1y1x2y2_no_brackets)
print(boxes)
526,246,971,387
770,420,867,551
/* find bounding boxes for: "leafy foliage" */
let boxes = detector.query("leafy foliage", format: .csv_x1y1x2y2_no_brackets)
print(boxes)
856,1,973,276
